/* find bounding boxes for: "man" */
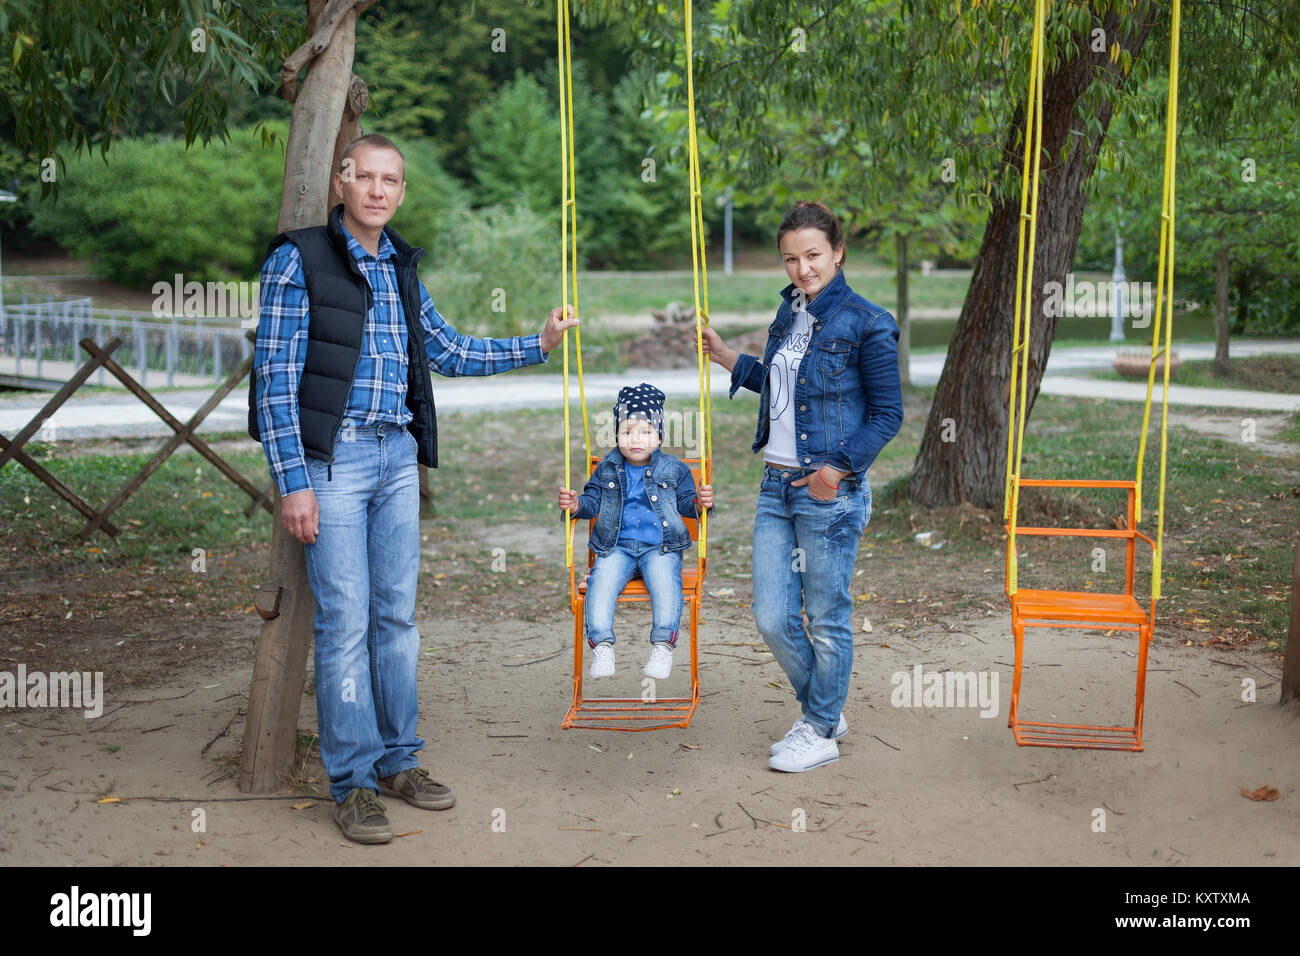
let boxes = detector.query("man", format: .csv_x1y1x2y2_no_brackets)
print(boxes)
250,133,576,844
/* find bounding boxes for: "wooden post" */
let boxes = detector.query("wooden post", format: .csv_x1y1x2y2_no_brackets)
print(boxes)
419,464,433,515
239,491,316,793
1280,544,1300,705
239,0,373,794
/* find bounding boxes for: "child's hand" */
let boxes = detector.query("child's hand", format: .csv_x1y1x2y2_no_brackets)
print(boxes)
697,484,714,510
557,487,578,512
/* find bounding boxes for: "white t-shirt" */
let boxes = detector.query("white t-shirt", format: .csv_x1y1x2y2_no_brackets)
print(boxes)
762,305,813,466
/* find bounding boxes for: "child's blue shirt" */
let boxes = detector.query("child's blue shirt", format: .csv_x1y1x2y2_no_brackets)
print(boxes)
619,464,662,545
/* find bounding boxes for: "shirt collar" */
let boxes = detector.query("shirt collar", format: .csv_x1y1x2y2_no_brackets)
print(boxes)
338,212,396,263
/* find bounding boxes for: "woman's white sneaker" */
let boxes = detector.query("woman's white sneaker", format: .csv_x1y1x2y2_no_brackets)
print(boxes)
589,643,615,679
768,722,839,772
770,714,848,756
643,643,673,680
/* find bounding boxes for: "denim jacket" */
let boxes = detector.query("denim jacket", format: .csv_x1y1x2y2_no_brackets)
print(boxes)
729,268,904,478
571,448,702,556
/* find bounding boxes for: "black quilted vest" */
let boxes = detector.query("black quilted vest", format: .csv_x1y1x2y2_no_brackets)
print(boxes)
248,204,439,468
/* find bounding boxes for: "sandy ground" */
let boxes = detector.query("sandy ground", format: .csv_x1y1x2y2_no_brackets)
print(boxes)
2,597,1296,866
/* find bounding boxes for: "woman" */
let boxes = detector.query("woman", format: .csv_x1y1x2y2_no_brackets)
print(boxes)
702,201,903,772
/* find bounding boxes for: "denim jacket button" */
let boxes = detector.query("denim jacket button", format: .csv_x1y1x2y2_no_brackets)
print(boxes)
661,520,668,527
608,481,616,488
650,495,658,501
800,405,807,411
800,433,807,440
799,377,805,384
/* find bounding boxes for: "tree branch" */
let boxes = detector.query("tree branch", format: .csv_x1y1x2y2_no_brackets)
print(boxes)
280,0,376,102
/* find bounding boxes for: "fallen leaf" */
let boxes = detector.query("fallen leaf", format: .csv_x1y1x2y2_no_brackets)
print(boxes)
1241,785,1280,802
393,830,423,838
97,796,121,804
290,801,313,810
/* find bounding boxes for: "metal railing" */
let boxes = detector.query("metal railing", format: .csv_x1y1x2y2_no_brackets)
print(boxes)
0,295,253,387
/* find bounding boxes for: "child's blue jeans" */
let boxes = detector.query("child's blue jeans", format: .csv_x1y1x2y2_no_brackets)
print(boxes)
585,539,683,647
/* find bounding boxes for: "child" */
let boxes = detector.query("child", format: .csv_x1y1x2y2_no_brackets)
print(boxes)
558,383,714,680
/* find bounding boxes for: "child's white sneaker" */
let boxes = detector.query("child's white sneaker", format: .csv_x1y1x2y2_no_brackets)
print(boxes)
768,722,839,773
589,643,615,679
770,713,848,756
643,643,673,680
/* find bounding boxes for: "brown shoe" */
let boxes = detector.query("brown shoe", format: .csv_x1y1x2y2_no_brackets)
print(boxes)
334,787,393,844
378,767,456,810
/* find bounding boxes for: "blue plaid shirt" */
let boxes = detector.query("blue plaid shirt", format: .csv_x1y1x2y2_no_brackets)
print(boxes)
254,224,546,497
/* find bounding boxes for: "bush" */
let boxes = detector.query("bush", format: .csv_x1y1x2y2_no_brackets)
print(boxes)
28,124,468,288
466,63,699,270
423,200,558,339
423,199,623,372
30,124,288,286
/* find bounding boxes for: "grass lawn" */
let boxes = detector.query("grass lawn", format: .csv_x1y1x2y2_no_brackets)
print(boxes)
575,268,975,317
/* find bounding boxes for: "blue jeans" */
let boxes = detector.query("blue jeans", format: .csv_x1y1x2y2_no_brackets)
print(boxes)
751,465,870,737
302,422,424,803
585,539,683,647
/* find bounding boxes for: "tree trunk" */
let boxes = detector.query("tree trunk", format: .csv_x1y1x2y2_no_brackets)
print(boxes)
896,232,911,387
240,0,364,795
1234,274,1250,335
907,3,1155,508
1213,242,1230,377
275,2,360,231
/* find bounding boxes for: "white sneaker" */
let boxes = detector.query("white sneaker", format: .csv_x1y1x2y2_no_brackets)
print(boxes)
589,643,615,679
770,713,848,756
643,643,673,680
768,722,839,773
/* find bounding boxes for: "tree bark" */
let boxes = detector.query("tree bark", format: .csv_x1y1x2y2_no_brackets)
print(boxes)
1213,242,1230,377
276,1,360,230
896,232,910,387
240,0,364,795
907,3,1155,508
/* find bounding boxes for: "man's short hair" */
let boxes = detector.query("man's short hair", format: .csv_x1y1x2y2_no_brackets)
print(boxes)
340,133,406,181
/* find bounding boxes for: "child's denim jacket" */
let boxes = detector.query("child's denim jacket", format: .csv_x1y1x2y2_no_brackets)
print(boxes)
571,448,701,556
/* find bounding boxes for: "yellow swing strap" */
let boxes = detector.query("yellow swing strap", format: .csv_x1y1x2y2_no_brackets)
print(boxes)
1135,0,1181,600
557,0,590,570
1004,0,1048,596
683,0,712,559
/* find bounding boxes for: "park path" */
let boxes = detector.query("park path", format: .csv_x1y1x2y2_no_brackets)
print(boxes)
0,340,1296,441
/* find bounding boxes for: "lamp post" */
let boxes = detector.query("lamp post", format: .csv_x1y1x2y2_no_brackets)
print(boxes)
722,188,733,276
1109,217,1127,343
